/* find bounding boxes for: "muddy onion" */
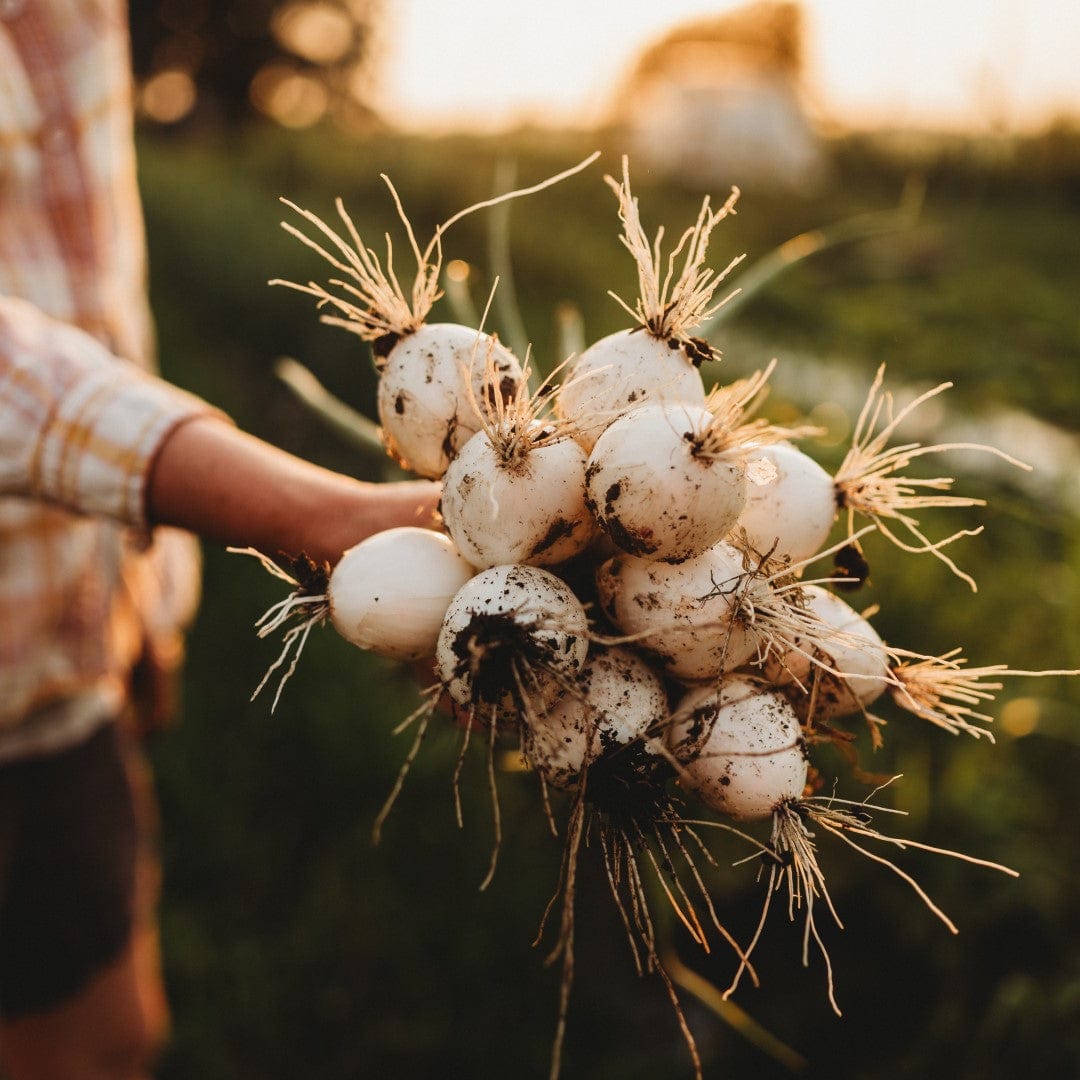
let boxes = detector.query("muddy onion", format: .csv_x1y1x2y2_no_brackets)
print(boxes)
523,645,668,788
254,162,1055,1056
585,401,748,562
596,542,759,681
376,323,525,479
435,563,589,711
557,329,707,452
668,675,807,821
328,528,476,661
441,426,596,568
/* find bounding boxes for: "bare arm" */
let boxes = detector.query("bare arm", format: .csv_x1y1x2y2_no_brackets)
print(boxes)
147,415,441,566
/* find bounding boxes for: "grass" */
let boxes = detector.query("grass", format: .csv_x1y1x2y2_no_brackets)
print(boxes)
139,121,1080,1079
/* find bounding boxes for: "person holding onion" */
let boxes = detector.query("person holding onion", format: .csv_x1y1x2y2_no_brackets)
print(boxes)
0,4,438,1078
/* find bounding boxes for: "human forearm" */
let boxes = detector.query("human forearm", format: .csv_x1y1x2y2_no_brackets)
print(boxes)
147,415,440,565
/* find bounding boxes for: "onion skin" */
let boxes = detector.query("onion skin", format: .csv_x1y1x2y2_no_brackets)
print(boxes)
557,329,706,452
441,430,596,569
765,585,890,721
376,323,524,479
585,401,747,562
523,645,668,788
736,442,837,563
596,542,759,681
328,528,476,661
669,675,808,821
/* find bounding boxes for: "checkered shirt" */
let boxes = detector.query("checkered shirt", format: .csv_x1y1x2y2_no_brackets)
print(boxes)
0,0,215,757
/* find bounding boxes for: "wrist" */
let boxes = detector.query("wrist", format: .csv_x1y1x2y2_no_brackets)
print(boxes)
295,477,443,566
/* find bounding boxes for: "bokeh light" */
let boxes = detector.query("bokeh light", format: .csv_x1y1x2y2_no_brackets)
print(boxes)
249,62,330,127
139,68,198,124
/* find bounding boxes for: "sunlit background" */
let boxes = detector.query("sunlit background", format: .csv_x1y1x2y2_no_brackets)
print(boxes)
124,1,1080,1078
378,0,1080,134
132,0,1080,135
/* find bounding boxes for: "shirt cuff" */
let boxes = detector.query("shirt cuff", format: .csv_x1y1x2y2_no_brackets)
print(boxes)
1,295,227,528
33,361,221,529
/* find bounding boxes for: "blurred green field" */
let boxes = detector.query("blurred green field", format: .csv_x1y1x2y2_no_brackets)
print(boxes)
138,123,1080,1079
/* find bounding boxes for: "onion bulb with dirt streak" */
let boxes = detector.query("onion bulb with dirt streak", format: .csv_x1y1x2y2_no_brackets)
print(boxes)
585,401,749,562
441,414,595,569
272,162,599,480
668,675,808,821
435,564,589,714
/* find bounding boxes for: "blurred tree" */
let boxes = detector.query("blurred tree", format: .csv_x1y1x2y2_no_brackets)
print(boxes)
128,0,384,132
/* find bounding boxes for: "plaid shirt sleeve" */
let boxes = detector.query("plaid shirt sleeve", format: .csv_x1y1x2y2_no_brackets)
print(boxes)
0,293,218,529
0,0,222,741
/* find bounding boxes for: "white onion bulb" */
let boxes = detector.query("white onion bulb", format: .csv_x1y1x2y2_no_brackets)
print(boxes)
376,323,524,479
765,585,890,720
736,442,837,563
557,329,706,451
441,427,596,568
585,401,748,562
435,564,589,710
328,528,476,661
523,645,668,788
595,542,758,681
669,675,807,821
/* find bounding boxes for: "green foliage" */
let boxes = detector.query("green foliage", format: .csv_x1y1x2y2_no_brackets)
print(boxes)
141,124,1080,1079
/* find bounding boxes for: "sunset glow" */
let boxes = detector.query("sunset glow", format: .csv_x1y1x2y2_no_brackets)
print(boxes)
375,0,1080,134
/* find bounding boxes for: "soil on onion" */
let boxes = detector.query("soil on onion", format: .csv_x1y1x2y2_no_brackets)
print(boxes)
449,610,578,709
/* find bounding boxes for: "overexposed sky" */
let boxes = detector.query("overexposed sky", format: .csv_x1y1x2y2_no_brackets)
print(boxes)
375,0,1080,133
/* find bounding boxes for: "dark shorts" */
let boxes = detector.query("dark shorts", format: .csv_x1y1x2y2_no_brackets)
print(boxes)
0,722,138,1018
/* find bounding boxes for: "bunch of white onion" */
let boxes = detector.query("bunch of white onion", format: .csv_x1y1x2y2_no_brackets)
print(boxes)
237,155,1077,1080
